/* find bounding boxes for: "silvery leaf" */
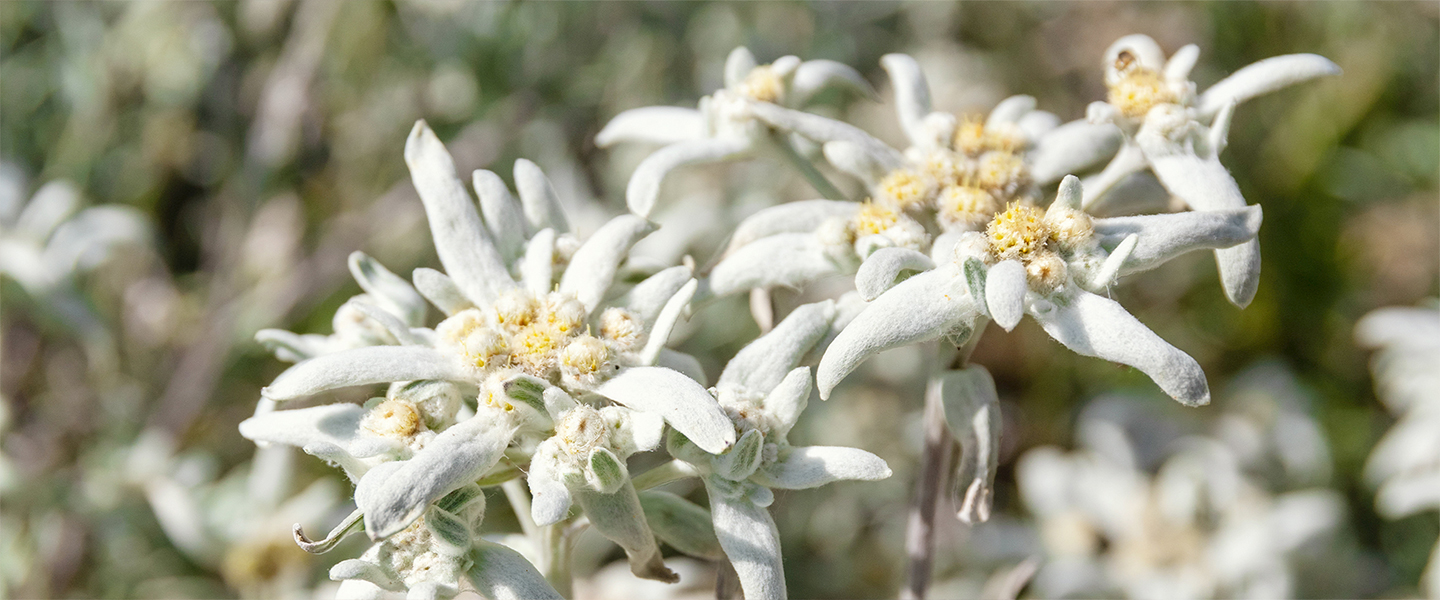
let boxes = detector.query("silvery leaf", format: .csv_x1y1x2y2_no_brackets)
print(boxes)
714,429,765,481
520,228,556,296
707,484,787,600
1165,44,1201,83
595,106,706,147
585,447,629,494
559,214,655,313
255,329,323,363
348,252,427,326
1081,142,1149,210
1094,206,1262,275
762,367,811,441
514,158,570,234
657,349,708,386
639,278,697,367
880,53,932,148
425,506,471,556
602,405,665,457
936,366,1001,524
466,540,564,600
724,46,758,88
262,346,464,401
1018,110,1062,140
638,490,723,560
747,102,899,165
617,265,692,323
986,95,1037,128
855,247,935,302
354,414,517,539
331,559,405,592
412,268,474,316
723,200,858,256
985,260,1027,332
573,483,678,583
406,581,458,600
822,140,901,184
1198,54,1341,117
750,446,891,490
1032,288,1210,406
817,263,981,399
626,138,754,218
597,367,736,454
527,439,573,526
348,300,424,346
1029,121,1123,185
707,233,843,298
472,169,528,262
1086,233,1137,291
719,300,836,393
792,59,877,105
404,121,515,305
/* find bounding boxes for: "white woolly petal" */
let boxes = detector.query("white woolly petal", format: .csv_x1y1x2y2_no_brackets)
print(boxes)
1366,417,1440,488
791,59,877,106
761,368,811,441
597,367,736,454
520,228,556,296
473,169,528,262
640,278,698,366
1081,141,1149,210
335,578,389,599
752,446,891,490
724,46,758,88
748,102,900,165
331,559,405,593
466,540,564,600
238,404,377,478
854,247,935,302
527,440,573,526
255,329,323,363
1354,307,1440,350
261,346,464,401
1032,289,1210,406
573,483,678,583
626,138,754,218
514,158,570,234
1104,34,1166,78
404,121,515,305
1376,471,1440,519
638,490,724,560
708,233,843,298
986,95,1037,128
559,215,656,313
816,263,981,399
936,367,1001,524
985,260,1027,332
724,200,858,256
1094,206,1262,275
355,415,517,539
346,300,423,346
707,483,787,600
595,106,706,147
1018,110,1062,140
1165,44,1201,84
880,53,933,148
719,301,836,393
1029,121,1123,185
617,265,693,323
656,349,708,387
348,252,427,327
412,268,474,316
821,140,901,185
1198,54,1341,117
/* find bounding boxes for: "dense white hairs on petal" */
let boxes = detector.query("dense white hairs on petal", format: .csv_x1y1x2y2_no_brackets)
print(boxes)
513,158,570,234
747,102,901,166
1018,110,1062,141
707,487,787,600
752,446,892,490
1103,34,1166,83
791,59,877,106
769,55,802,78
640,278,698,365
719,300,836,393
594,106,706,147
724,46,758,88
879,53,933,148
1082,142,1149,209
238,404,372,478
472,169,528,262
573,484,679,583
1087,234,1137,292
822,140,902,185
1094,205,1262,275
262,346,464,401
761,367,812,440
255,329,323,363
597,367,736,454
817,263,981,399
707,233,842,298
404,121,515,305
854,247,935,302
348,252,427,327
1033,289,1210,406
1029,120,1123,185
656,349,708,386
347,300,424,346
724,200,859,256
331,560,405,593
355,414,517,539
626,138,754,217
987,95,1037,128
520,228,556,296
412,268,474,316
617,265,692,323
527,440,573,526
1198,53,1341,117
1164,44,1201,83
638,490,724,560
466,540,564,600
985,260,1027,332
558,215,655,313
1137,121,1260,307
936,367,1002,524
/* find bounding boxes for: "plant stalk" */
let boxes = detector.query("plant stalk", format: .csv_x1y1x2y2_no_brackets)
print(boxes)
771,131,846,201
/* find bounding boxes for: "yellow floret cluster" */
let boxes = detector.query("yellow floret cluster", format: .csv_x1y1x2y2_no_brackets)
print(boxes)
984,201,1097,292
361,399,423,440
952,115,1026,157
1107,63,1177,119
738,65,785,104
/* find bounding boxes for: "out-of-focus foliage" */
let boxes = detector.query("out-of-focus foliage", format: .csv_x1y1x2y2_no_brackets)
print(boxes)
0,2,1435,599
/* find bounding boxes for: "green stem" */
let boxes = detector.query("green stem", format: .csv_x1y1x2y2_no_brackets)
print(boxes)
771,132,847,201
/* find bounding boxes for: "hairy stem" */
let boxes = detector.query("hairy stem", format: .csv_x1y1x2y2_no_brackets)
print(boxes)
502,479,538,543
901,374,955,600
771,131,847,201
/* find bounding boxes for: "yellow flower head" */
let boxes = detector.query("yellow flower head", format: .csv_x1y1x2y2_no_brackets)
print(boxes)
878,168,934,209
1107,52,1177,119
738,65,785,104
361,399,422,440
851,200,902,237
986,202,1049,261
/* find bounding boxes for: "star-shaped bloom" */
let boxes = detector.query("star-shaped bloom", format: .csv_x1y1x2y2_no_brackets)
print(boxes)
663,301,893,600
703,53,1122,299
818,176,1264,409
1082,34,1339,307
597,46,874,217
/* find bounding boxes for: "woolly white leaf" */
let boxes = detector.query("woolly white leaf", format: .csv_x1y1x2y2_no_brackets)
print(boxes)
880,53,932,148
638,490,723,560
657,349,708,386
626,138,753,217
707,484,787,600
1165,44,1201,83
348,252,426,327
751,446,891,490
520,228,555,296
986,95,1037,128
617,265,692,323
347,300,423,346
985,260,1027,332
466,540,564,600
595,106,706,147
412,268,474,316
708,233,842,298
640,278,697,366
598,367,736,454
573,483,678,583
559,215,655,313
514,158,570,234
526,442,573,526
821,140,901,185
724,200,858,256
855,247,935,302
1029,121,1123,185
1081,141,1149,210
748,102,899,165
331,559,405,592
762,367,812,441
791,59,876,105
724,46,758,88
262,346,463,401
719,301,836,393
472,169,528,262
936,367,1001,524
714,429,765,481
1199,54,1341,117
1094,206,1262,275
255,329,322,363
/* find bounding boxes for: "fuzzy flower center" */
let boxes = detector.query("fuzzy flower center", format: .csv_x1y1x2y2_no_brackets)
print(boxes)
554,405,610,458
1107,53,1176,119
984,202,1096,291
738,65,785,103
362,399,422,440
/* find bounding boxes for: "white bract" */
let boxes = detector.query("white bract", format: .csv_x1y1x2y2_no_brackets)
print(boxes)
1083,34,1339,307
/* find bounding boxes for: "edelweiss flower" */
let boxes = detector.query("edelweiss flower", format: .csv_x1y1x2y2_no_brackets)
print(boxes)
1083,34,1339,307
1356,303,1440,597
241,120,738,598
664,301,892,600
704,53,1121,298
597,46,874,217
